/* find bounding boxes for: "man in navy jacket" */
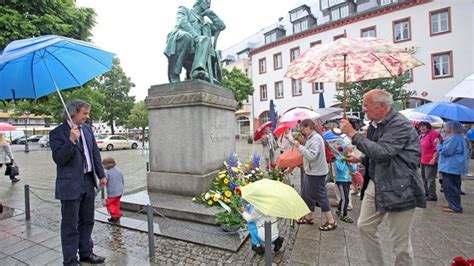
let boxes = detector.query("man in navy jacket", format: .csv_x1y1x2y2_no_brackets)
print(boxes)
50,99,107,265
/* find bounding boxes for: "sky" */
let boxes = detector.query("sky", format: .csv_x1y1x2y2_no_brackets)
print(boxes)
75,0,301,101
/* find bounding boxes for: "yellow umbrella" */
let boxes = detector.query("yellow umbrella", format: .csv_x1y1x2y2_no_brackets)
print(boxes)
240,179,310,219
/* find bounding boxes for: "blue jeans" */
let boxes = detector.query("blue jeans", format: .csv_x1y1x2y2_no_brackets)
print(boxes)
248,221,263,246
440,172,462,212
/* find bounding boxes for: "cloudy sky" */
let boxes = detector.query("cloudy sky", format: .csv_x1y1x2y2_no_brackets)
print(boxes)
75,0,301,100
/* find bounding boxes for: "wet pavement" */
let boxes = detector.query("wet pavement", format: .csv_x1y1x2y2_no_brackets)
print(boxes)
0,141,473,265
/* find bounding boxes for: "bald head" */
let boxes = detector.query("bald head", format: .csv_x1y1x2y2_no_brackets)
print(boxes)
363,89,393,121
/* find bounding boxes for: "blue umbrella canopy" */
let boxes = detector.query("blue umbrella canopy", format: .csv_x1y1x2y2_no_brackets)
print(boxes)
0,35,115,101
414,102,474,123
269,100,277,130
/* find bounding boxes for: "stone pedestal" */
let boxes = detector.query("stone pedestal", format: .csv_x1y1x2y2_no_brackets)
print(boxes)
145,80,237,196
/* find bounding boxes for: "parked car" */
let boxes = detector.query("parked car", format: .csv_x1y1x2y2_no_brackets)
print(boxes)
27,135,44,142
38,135,50,148
96,135,138,151
12,136,27,144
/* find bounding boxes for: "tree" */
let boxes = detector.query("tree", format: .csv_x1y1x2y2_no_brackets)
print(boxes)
221,68,254,109
94,58,135,134
334,75,415,112
127,101,148,147
0,0,96,48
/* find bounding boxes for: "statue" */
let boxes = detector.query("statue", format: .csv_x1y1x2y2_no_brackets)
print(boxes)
164,0,226,84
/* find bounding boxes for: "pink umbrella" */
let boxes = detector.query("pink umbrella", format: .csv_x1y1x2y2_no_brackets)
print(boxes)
0,123,16,131
273,121,297,136
280,108,320,123
286,37,423,116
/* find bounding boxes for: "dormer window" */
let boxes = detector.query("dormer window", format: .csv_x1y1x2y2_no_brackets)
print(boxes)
289,5,316,34
264,27,286,45
331,5,349,21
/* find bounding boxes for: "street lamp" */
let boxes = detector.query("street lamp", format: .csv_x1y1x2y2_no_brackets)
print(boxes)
24,111,29,153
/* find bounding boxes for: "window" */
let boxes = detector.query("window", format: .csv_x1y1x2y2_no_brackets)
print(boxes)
432,51,453,79
333,33,346,40
430,8,451,36
290,47,300,62
259,58,266,74
361,26,376,37
260,84,268,101
260,112,270,124
393,18,411,42
292,79,302,96
381,0,394,6
312,82,324,94
331,5,349,21
293,19,309,34
310,40,322,47
321,0,329,9
290,7,309,22
273,53,282,70
275,81,284,99
265,32,277,44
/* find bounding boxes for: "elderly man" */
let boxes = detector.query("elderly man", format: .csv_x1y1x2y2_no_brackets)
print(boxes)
164,0,225,83
340,89,425,265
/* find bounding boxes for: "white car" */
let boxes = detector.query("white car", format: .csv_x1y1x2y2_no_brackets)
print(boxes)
38,135,50,147
96,135,139,151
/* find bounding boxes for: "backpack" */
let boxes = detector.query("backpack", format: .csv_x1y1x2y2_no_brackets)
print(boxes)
324,141,335,163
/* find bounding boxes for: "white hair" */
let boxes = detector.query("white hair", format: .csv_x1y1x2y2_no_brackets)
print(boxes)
365,89,393,106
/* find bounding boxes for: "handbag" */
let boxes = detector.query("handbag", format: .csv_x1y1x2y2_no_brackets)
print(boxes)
352,170,363,186
275,148,303,168
5,163,19,177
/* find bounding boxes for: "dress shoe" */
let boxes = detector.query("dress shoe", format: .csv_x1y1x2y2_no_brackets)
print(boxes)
169,74,180,83
191,69,208,80
273,236,284,252
79,253,105,264
11,178,20,183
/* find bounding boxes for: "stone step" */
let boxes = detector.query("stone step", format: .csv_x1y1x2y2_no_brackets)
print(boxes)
95,207,248,252
120,190,220,225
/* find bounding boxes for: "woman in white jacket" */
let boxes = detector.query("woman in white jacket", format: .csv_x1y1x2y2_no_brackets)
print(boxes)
0,133,18,183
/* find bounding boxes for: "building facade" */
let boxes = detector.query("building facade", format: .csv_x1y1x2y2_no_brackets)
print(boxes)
221,0,473,133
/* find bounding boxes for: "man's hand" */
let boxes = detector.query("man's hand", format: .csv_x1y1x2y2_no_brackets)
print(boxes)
69,126,80,143
340,119,357,138
345,155,362,164
99,178,107,187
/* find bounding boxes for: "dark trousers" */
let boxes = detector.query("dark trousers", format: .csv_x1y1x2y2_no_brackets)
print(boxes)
302,174,331,212
440,172,463,212
421,164,438,199
61,172,96,265
337,182,351,217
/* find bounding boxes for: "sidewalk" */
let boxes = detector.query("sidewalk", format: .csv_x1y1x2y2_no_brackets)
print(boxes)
0,141,472,265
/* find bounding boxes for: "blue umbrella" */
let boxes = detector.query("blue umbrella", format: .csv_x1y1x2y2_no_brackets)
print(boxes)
0,35,115,120
269,100,277,130
414,102,474,123
319,92,326,108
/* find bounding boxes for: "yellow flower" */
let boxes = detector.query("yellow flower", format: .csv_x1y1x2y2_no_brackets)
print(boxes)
223,197,228,203
219,174,226,179
231,167,239,173
213,196,219,202
224,178,229,184
207,200,213,205
224,191,232,198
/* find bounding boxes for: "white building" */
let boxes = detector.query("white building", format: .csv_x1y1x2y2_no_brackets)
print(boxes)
221,0,474,133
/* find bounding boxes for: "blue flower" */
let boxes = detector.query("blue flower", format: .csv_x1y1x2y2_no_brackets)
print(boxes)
252,153,260,169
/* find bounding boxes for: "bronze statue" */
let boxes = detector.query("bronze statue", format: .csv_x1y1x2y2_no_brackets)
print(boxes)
164,0,226,83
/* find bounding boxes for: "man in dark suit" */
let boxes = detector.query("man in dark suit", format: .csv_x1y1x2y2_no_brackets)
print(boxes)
50,99,107,265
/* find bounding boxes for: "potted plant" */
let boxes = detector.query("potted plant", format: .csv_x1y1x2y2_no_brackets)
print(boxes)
215,210,245,232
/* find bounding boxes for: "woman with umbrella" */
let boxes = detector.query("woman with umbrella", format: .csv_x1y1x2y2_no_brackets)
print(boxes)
293,119,337,231
261,127,277,170
436,121,468,213
0,133,18,183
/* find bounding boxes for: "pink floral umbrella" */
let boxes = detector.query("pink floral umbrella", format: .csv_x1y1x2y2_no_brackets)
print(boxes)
285,37,423,115
280,107,320,124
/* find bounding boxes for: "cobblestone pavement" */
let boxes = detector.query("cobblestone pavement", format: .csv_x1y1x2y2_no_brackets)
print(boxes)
0,141,473,265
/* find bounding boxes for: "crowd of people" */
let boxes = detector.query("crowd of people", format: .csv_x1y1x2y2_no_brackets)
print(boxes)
258,89,471,264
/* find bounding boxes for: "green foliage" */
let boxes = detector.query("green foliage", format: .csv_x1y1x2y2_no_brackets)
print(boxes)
93,58,136,134
127,101,148,147
334,75,415,112
0,0,96,48
215,210,245,230
221,68,254,109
